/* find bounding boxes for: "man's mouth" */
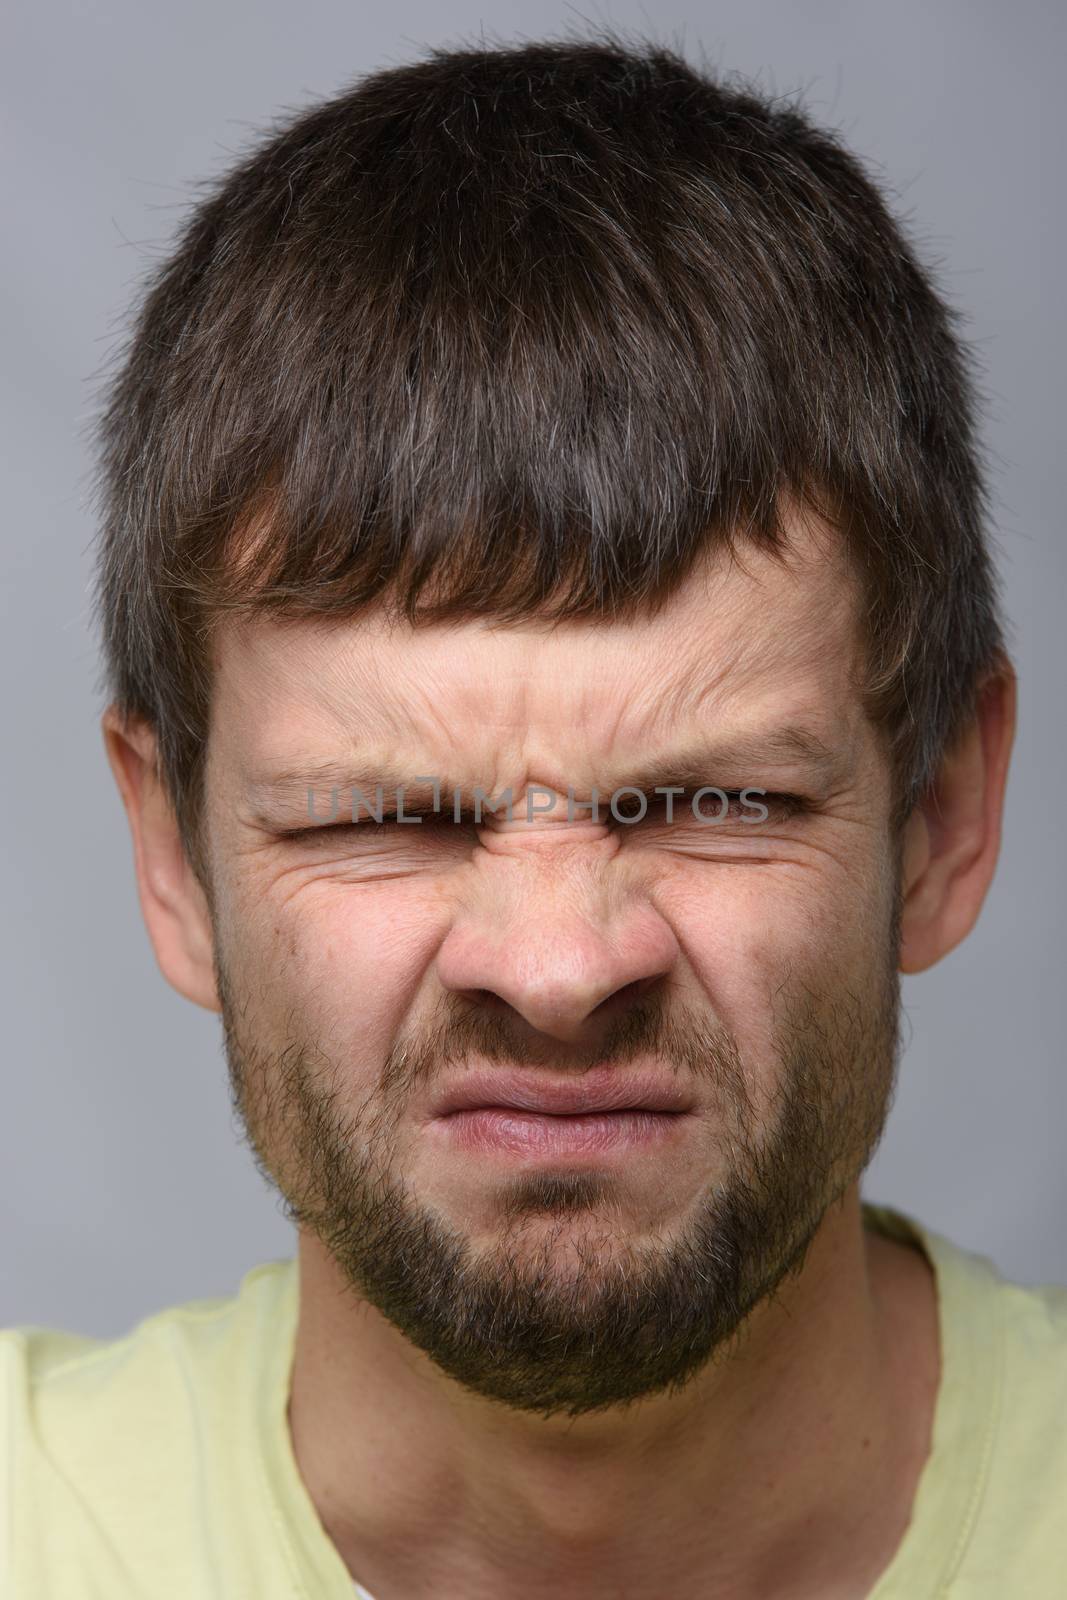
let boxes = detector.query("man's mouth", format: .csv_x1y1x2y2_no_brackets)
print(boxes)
428,1067,695,1157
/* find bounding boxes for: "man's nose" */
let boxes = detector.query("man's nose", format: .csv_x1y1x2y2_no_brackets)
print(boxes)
435,893,680,1045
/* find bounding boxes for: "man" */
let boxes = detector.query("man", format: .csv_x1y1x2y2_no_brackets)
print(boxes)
4,30,1064,1600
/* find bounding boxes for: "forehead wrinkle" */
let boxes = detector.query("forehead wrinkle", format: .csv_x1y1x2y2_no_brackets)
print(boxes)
620,551,857,737
214,615,390,759
240,709,859,824
217,517,867,789
683,586,863,730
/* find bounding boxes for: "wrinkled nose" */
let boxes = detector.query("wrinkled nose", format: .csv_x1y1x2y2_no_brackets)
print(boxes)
435,904,680,1045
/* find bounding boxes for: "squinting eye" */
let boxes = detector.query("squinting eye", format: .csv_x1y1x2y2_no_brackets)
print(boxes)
282,810,478,842
612,791,803,824
697,791,807,823
281,792,807,842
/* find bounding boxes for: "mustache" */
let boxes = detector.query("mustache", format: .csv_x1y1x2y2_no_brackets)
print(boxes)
378,989,750,1103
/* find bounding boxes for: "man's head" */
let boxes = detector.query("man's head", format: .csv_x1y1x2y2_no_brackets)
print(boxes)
95,34,1014,1418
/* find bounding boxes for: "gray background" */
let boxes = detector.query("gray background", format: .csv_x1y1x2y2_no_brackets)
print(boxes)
3,0,1063,1338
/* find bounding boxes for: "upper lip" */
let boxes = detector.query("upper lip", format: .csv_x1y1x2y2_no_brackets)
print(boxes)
430,1067,695,1117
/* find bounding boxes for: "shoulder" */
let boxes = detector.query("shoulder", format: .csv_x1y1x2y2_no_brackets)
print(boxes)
1,1261,296,1593
870,1200,1067,1417
988,1267,1067,1458
895,1209,1067,1587
868,1203,1067,1593
2,1258,294,1427
957,1252,1067,1586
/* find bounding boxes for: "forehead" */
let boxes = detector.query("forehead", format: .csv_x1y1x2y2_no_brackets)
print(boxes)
210,510,868,785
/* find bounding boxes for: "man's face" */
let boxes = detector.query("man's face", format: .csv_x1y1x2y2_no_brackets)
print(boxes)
202,511,902,1417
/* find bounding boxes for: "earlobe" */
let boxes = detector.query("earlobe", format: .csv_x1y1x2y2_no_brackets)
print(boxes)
102,707,221,1013
898,660,1016,975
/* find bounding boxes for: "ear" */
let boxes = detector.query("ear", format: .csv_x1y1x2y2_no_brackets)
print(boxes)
102,706,220,1012
899,657,1016,974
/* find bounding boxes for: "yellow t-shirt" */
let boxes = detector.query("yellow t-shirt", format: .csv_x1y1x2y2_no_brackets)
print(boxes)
3,1201,1066,1598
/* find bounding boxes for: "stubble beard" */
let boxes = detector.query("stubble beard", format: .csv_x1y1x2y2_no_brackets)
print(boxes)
215,900,901,1419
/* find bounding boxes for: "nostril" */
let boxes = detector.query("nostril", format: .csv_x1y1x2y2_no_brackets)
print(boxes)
460,988,521,1021
593,978,643,1014
596,974,661,1011
467,975,661,1023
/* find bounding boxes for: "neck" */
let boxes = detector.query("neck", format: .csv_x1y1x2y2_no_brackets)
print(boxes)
288,1186,939,1600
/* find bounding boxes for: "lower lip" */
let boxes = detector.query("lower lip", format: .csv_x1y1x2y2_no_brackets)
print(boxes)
437,1108,689,1157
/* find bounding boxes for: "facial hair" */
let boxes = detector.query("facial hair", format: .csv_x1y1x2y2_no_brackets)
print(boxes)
215,898,901,1421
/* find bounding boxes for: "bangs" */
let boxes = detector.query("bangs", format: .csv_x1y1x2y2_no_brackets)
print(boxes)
156,51,875,628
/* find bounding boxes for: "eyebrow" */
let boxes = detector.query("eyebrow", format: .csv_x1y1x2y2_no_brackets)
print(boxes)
244,726,849,823
619,728,846,798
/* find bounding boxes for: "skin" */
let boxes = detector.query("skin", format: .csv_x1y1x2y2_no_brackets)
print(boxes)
104,505,1015,1600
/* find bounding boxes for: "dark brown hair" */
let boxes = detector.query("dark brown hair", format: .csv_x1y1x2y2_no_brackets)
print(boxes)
89,30,1005,875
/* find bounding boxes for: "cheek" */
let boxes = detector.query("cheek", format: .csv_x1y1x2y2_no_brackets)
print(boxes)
222,875,451,1059
660,862,884,1069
